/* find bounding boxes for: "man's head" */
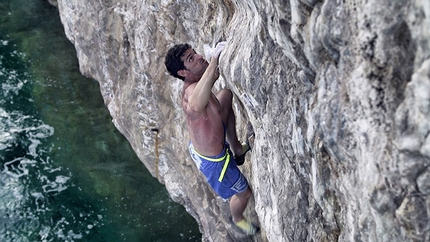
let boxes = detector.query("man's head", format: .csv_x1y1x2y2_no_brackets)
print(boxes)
165,43,208,81
164,43,191,81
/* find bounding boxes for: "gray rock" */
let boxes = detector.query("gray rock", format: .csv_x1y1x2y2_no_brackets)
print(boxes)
52,0,430,241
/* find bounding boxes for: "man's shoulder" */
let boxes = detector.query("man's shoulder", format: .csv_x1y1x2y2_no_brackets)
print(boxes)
183,82,197,97
181,83,195,108
184,81,197,90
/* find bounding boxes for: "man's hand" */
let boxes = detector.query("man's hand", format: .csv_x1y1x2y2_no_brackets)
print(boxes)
204,41,227,61
212,41,226,59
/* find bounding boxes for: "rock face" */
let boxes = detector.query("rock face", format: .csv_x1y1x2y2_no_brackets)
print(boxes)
54,0,430,241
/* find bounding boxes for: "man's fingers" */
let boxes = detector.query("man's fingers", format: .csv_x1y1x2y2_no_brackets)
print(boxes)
213,41,227,58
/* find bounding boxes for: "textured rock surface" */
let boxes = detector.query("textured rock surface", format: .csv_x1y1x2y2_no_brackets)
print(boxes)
54,0,430,241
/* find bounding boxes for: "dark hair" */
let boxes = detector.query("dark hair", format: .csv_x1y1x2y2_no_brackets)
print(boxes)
164,43,191,81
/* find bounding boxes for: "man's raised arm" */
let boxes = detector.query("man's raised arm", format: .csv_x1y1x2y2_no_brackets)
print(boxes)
187,43,226,112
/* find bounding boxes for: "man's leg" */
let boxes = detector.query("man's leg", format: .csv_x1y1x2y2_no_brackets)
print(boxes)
216,89,242,155
230,186,258,235
230,186,252,222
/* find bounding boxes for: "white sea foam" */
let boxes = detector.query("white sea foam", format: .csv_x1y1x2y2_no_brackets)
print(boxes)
3,158,30,178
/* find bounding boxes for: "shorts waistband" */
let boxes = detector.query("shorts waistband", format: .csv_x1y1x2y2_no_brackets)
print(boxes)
189,142,228,162
189,142,231,182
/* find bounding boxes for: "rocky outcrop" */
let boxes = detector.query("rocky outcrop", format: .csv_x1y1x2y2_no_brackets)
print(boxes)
53,0,430,241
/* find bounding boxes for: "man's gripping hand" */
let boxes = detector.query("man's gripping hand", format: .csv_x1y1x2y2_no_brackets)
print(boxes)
212,41,226,59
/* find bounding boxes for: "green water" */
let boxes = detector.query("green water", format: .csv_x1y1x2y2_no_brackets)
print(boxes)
0,0,200,241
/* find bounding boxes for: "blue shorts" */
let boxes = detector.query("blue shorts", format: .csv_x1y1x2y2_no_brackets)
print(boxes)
188,142,248,199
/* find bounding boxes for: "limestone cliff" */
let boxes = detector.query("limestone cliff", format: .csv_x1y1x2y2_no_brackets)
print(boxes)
53,0,430,241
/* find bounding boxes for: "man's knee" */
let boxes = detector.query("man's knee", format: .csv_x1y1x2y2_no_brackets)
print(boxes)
216,89,234,115
217,89,233,102
237,186,252,200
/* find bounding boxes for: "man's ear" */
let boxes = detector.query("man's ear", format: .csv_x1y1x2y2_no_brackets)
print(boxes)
177,69,188,77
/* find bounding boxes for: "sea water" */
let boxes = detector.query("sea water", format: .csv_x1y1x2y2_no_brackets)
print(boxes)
0,0,200,241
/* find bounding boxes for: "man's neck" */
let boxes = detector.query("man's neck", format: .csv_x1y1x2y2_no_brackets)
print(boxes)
184,74,202,84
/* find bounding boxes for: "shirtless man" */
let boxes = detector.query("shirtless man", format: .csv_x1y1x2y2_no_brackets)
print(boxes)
164,43,257,235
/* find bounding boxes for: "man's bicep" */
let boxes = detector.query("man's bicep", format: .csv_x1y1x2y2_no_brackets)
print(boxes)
184,84,204,113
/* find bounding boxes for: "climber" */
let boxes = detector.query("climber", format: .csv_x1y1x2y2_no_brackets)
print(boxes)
164,42,258,235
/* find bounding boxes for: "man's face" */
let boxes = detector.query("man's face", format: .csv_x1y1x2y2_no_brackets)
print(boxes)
180,48,208,77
